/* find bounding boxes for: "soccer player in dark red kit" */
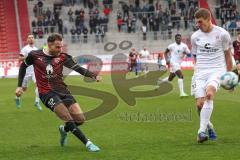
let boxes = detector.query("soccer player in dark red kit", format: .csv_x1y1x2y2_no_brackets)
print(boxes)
15,33,101,152
233,32,240,75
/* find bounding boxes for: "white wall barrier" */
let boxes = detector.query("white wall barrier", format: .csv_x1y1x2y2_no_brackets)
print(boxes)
0,56,194,78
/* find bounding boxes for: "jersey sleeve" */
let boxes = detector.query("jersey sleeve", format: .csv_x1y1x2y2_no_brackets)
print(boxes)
20,47,26,57
233,40,237,48
222,31,232,51
190,35,197,56
167,44,172,51
63,54,97,79
184,44,191,54
24,52,34,66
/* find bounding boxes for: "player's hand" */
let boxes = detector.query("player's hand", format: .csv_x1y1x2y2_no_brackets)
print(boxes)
96,75,102,82
15,87,24,97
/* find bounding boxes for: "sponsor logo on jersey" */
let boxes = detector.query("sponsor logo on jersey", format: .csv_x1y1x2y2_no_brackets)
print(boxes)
200,43,219,53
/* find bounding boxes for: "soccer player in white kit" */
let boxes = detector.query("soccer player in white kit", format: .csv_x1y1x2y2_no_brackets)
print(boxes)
191,8,233,143
140,46,150,74
163,34,190,97
15,34,42,111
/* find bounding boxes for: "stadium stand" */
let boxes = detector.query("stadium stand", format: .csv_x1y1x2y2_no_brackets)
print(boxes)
0,0,239,57
17,0,31,44
0,0,19,54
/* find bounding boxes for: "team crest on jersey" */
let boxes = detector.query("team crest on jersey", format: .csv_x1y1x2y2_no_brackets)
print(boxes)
37,57,43,61
216,35,220,40
54,58,61,64
46,64,53,75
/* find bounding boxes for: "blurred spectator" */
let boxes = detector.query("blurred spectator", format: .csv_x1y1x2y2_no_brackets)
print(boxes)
43,18,49,34
127,18,132,33
32,19,36,29
70,26,76,43
167,22,172,39
131,16,137,33
100,25,105,43
38,27,44,38
50,18,56,33
149,15,154,32
46,8,52,20
32,27,38,38
68,8,74,22
89,17,97,34
83,27,88,43
58,18,63,36
76,27,81,42
103,7,111,17
117,16,123,32
122,3,129,18
83,0,87,7
95,26,100,43
142,25,147,40
153,21,158,40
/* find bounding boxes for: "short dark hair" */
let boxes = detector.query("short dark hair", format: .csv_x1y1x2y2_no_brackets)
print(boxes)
194,8,211,19
175,34,181,38
47,33,62,43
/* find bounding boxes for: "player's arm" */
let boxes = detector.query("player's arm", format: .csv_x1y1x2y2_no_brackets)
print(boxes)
18,54,25,62
19,48,26,62
190,34,197,63
64,54,101,81
224,49,233,72
164,48,170,65
222,31,233,72
16,53,34,96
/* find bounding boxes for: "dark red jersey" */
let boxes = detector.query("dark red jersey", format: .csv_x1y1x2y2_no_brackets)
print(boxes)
18,49,96,94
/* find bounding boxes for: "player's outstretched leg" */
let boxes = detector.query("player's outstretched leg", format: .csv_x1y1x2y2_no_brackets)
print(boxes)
64,121,100,152
59,125,68,147
55,104,100,152
207,122,217,140
86,140,100,152
15,96,21,108
34,88,42,111
197,108,217,141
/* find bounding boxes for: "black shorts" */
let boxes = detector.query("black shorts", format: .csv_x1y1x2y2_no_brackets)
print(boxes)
40,91,77,111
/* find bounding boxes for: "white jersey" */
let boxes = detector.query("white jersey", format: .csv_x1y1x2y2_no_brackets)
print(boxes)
140,49,150,62
191,25,231,72
167,42,190,64
20,45,38,74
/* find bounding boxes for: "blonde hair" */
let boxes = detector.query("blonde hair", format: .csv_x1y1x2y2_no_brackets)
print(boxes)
194,8,211,19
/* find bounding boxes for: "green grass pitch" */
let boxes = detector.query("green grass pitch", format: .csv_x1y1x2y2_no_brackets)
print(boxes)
0,70,240,160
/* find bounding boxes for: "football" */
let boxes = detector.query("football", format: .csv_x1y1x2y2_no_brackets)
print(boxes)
220,72,239,90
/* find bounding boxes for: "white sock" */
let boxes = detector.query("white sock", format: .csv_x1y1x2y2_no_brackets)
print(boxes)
207,121,214,130
15,96,20,100
86,140,91,147
162,77,169,82
35,87,40,103
198,100,213,133
178,78,184,94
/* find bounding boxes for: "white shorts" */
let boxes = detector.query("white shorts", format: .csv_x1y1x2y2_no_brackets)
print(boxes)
170,62,181,73
22,72,36,88
194,69,225,98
